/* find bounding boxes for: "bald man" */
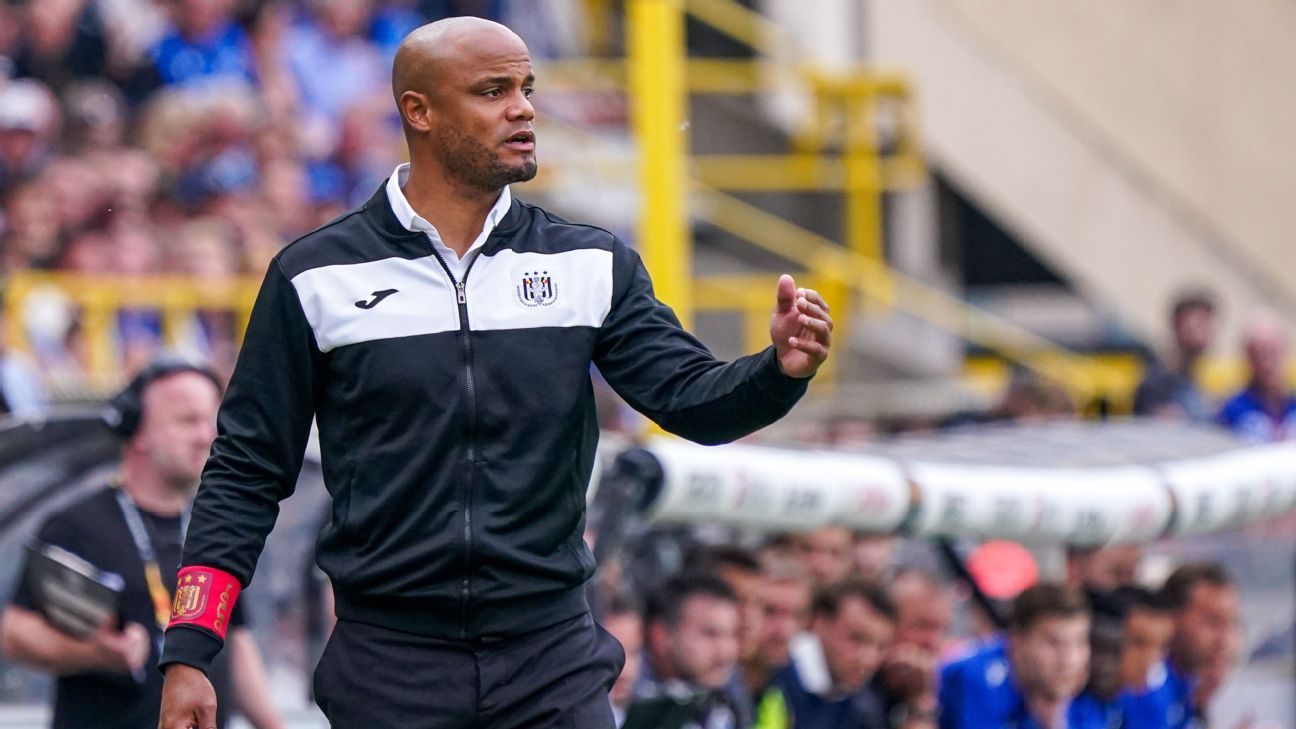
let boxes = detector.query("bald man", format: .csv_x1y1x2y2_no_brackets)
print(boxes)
1218,310,1296,442
157,17,833,729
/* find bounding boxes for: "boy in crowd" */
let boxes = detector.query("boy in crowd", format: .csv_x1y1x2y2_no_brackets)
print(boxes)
940,583,1099,729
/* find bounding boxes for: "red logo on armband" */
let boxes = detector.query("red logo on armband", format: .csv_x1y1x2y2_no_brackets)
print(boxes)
167,566,242,640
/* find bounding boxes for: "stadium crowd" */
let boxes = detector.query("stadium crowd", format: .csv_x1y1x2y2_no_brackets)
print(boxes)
586,525,1245,729
0,0,586,388
0,3,1289,729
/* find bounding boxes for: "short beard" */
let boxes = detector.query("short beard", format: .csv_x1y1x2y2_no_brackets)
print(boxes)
164,469,202,495
438,125,537,192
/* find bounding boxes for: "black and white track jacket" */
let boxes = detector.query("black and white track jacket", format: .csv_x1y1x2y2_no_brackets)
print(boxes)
161,182,809,672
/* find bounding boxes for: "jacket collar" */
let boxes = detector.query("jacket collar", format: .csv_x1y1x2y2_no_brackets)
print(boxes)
360,176,524,243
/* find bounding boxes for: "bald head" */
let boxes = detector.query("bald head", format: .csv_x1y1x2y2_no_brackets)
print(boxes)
392,17,528,103
1245,310,1286,352
390,17,537,192
1244,310,1289,392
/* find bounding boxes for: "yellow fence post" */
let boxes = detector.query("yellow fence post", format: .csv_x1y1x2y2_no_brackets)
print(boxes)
810,274,844,389
82,288,115,389
4,276,30,356
842,79,892,311
629,0,692,327
581,0,614,56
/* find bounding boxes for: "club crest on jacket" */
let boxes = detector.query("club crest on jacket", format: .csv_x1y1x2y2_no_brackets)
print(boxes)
516,270,557,307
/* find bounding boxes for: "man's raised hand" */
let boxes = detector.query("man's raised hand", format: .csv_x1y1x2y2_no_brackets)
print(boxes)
770,274,832,378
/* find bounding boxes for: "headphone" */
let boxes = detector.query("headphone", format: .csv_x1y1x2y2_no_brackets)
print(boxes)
103,354,223,439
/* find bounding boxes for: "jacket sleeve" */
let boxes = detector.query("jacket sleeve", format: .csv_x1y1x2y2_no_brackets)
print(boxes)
592,238,809,445
160,258,322,674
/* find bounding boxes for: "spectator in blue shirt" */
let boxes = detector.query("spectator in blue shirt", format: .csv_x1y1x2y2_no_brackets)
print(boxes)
940,583,1100,729
1218,311,1296,442
1114,587,1178,728
1154,563,1242,729
1071,597,1125,729
282,0,386,127
280,1,393,205
151,0,257,89
939,636,1012,729
1073,586,1177,729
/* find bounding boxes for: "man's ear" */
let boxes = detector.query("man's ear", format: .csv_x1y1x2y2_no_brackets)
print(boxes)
400,91,434,134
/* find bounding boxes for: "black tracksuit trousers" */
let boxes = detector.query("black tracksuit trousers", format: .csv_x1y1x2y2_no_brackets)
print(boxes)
313,612,625,728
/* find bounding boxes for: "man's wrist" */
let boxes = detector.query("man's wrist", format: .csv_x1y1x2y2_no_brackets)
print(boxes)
158,624,224,676
758,347,813,392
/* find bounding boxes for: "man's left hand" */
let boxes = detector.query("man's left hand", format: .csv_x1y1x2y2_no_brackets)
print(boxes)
770,274,833,378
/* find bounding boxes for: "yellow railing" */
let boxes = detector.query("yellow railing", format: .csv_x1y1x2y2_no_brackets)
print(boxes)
629,0,691,325
4,273,259,390
502,0,1141,405
687,185,1132,402
612,0,1143,404
618,0,910,389
0,270,1271,404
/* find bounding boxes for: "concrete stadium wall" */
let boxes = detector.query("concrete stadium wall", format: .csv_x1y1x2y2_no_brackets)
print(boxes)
762,0,1296,349
864,0,1296,348
938,0,1296,311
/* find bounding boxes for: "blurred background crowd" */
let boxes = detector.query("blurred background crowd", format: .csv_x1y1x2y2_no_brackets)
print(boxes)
594,532,1245,729
0,0,555,388
0,1,1293,728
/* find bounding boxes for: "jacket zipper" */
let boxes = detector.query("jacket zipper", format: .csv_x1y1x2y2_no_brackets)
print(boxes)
428,249,478,639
